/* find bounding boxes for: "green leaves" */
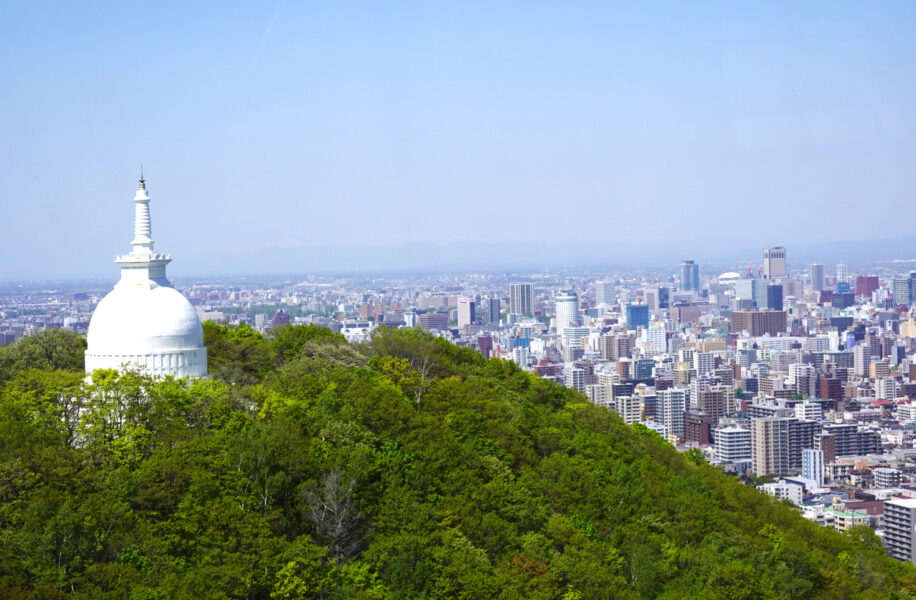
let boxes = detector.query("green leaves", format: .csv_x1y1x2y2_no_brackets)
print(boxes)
1,329,915,599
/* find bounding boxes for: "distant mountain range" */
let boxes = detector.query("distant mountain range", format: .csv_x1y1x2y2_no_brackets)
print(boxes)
173,233,916,278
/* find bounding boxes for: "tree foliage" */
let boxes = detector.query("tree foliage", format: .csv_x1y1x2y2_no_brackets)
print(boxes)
0,328,86,382
0,322,914,598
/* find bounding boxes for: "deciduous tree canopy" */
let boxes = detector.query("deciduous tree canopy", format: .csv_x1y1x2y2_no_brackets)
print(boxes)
0,324,914,598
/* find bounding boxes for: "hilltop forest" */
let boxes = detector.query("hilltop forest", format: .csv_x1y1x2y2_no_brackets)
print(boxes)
1,324,915,599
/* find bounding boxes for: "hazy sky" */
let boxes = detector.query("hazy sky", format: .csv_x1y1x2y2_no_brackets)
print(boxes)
2,1,915,278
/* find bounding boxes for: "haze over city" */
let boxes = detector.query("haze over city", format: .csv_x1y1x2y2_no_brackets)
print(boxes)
3,2,916,279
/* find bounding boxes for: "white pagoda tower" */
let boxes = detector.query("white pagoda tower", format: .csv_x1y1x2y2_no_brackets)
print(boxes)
85,175,207,378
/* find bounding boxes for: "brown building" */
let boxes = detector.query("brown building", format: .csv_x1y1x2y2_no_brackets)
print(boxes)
729,309,787,337
814,433,837,464
418,312,449,330
856,275,879,298
819,376,844,401
685,410,715,445
600,333,631,361
697,385,736,422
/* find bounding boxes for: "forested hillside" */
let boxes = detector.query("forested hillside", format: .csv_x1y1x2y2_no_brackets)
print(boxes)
1,324,915,599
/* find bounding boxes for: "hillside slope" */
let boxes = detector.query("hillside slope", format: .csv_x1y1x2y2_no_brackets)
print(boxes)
0,324,914,599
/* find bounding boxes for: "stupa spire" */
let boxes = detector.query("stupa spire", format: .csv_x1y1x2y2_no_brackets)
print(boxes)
131,171,154,254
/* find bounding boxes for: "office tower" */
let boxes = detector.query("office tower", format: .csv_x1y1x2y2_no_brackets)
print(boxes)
735,279,767,308
884,499,916,563
802,449,824,487
634,358,654,379
836,263,849,292
595,280,615,305
766,284,783,311
555,291,580,328
763,246,787,279
892,272,916,306
657,287,670,309
509,283,533,316
419,312,449,330
625,304,649,329
657,388,686,438
810,263,825,292
457,297,475,328
714,426,751,463
680,260,700,291
486,297,500,324
855,275,879,298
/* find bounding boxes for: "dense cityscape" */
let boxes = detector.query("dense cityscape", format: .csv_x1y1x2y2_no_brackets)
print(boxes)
6,247,916,562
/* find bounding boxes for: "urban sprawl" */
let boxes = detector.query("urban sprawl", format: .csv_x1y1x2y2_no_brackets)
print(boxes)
6,247,916,562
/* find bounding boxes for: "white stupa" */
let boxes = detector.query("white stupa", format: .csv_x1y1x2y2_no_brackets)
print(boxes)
85,175,207,378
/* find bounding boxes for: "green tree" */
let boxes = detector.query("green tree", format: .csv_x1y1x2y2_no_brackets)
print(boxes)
0,328,86,381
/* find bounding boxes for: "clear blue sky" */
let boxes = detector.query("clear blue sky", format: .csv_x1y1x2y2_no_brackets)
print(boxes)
2,1,915,278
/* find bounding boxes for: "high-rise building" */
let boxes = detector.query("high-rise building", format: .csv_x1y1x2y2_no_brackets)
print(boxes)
600,333,631,361
855,275,879,298
714,426,751,463
836,263,849,292
884,499,916,564
809,263,825,292
892,272,916,306
820,423,881,456
625,304,649,329
685,410,715,445
477,334,493,359
680,260,700,291
766,284,783,311
729,309,787,337
509,283,533,316
486,297,500,324
750,417,818,476
457,297,475,328
613,396,642,424
802,448,824,487
555,291,580,328
696,385,734,422
657,388,686,438
763,247,787,279
595,280,615,305
693,352,716,377
566,367,586,393
419,312,449,330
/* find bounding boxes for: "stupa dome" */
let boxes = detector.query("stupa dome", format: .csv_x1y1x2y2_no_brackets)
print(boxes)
85,176,207,378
